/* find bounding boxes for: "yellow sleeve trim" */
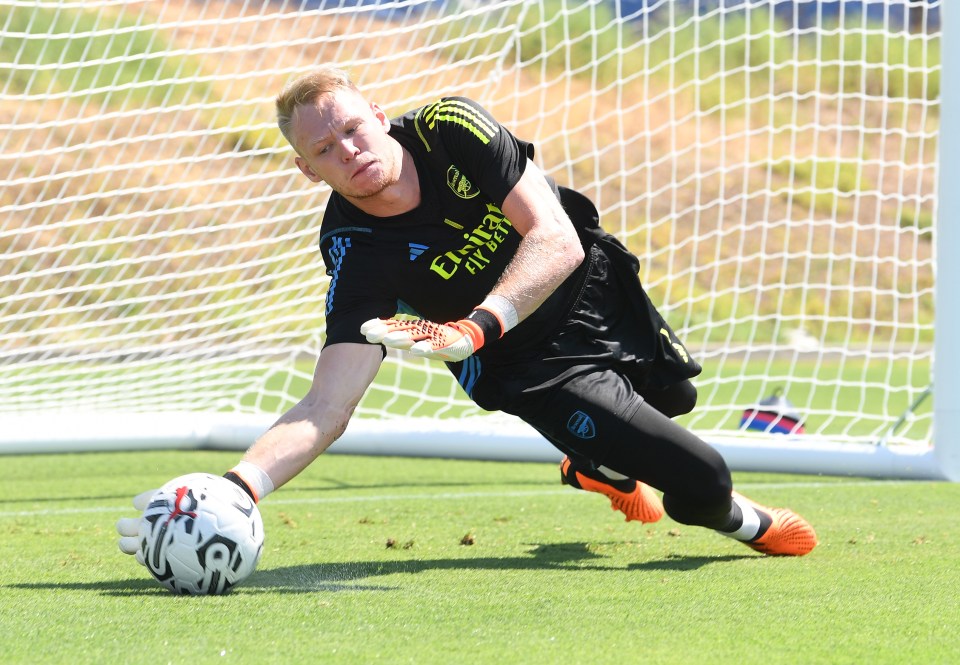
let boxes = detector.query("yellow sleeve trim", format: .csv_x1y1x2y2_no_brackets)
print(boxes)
415,99,499,149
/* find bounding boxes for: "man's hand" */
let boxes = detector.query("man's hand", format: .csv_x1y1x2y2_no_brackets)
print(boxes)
361,318,483,362
115,488,157,565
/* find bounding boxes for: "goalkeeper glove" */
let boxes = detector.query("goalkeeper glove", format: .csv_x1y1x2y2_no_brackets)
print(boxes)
115,488,157,565
361,318,481,362
361,296,519,363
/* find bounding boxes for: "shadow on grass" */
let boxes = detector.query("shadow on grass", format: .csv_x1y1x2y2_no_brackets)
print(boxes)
6,543,752,596
628,553,755,571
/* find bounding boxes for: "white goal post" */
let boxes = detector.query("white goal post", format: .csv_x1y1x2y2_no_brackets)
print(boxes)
1,0,955,480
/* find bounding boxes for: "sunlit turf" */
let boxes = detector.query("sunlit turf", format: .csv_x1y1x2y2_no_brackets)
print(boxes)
1,450,957,664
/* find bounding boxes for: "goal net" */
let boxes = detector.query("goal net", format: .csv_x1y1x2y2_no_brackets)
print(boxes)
2,0,954,479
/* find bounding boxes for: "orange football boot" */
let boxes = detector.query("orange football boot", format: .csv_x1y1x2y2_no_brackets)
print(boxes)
734,492,818,556
561,456,664,524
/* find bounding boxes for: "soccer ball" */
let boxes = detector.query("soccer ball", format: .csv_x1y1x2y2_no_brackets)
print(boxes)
139,473,264,595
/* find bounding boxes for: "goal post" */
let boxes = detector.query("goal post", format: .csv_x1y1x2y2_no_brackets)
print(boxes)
934,0,959,480
0,0,953,480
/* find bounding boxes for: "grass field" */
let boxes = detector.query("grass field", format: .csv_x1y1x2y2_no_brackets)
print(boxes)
1,450,958,664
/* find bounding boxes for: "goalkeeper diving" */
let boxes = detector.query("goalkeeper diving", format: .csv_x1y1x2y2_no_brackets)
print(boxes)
118,66,817,559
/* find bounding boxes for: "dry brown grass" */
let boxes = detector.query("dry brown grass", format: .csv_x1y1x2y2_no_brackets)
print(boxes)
1,1,937,350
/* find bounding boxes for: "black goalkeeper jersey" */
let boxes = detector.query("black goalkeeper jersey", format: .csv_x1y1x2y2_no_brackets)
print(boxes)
318,97,588,362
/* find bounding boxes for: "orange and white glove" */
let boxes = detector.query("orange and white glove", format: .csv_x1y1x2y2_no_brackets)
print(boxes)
361,295,519,363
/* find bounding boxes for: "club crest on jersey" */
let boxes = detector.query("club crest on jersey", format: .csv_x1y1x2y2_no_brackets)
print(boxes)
446,165,479,199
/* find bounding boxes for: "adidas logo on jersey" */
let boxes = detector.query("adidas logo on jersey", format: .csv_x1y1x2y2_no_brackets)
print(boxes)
409,243,429,261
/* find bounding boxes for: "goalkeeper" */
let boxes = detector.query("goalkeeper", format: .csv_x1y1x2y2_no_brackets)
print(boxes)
118,66,816,557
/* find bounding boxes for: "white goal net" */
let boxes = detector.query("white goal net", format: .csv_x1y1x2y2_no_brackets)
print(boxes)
2,0,954,478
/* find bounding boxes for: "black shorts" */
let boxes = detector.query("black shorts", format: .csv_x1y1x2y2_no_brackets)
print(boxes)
455,238,702,464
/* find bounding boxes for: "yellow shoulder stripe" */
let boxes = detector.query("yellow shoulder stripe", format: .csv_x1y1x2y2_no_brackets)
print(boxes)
413,101,440,152
418,99,499,146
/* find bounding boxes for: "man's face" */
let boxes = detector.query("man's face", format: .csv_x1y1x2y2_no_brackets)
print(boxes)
291,88,400,200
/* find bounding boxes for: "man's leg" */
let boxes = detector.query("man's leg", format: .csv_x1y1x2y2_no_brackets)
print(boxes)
638,379,698,419
534,427,665,524
543,378,698,525
511,369,817,555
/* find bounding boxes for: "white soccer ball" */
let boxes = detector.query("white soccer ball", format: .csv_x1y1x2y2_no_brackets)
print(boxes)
138,473,264,595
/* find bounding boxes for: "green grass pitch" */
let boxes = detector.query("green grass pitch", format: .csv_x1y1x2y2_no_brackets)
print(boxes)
1,450,958,664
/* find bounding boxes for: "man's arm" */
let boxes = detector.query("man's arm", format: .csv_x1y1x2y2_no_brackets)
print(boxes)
362,161,584,361
118,342,382,558
239,342,383,492
490,161,585,320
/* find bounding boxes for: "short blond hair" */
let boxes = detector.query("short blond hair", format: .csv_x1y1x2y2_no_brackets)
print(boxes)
275,66,360,152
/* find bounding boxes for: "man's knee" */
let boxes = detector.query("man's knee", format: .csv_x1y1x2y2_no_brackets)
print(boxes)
644,380,698,418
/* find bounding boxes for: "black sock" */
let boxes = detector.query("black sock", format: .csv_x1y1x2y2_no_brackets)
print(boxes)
717,499,773,541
